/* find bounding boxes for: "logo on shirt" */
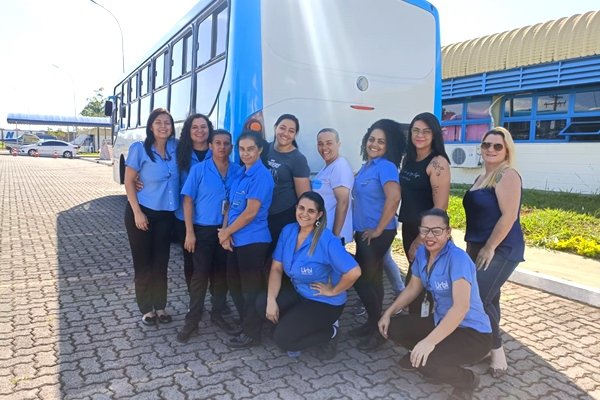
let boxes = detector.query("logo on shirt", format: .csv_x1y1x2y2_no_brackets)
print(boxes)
300,266,313,275
434,280,450,290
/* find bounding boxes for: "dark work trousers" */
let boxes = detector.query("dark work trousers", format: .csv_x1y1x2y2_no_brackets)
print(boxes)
467,243,520,349
267,206,297,254
174,219,194,292
124,202,174,314
353,229,396,332
256,280,344,352
184,225,228,326
388,314,492,390
402,222,433,315
175,219,225,314
227,242,270,340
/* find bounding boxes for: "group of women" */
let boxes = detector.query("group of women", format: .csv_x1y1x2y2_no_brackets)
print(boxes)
124,107,524,399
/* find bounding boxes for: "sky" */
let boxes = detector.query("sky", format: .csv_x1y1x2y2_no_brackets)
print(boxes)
0,0,598,130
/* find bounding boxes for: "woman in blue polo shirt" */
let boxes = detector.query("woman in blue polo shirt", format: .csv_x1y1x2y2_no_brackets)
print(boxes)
174,113,213,293
175,129,242,342
379,208,492,400
350,119,405,351
124,108,179,326
258,191,361,359
218,131,274,349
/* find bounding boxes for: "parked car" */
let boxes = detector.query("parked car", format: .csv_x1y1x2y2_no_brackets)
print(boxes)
19,140,80,158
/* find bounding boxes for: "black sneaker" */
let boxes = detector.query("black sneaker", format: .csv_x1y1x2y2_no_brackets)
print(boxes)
210,313,242,336
349,323,372,338
176,323,198,343
228,333,260,349
357,332,386,351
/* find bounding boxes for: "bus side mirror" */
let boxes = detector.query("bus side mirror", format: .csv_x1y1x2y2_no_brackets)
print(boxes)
104,101,113,117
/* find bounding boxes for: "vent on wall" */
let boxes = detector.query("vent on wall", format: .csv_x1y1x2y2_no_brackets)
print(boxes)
450,146,481,168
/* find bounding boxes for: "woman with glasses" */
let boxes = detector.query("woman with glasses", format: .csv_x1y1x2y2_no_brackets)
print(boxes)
258,191,361,360
124,108,179,326
463,127,524,378
379,208,491,400
397,112,450,314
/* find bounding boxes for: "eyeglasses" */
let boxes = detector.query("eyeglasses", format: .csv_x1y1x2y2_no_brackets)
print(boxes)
411,127,433,136
418,226,448,237
481,142,504,151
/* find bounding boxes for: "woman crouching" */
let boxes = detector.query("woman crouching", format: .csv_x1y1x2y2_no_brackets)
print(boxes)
378,208,491,400
258,191,361,359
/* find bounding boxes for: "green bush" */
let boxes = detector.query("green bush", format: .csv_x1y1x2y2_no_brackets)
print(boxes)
447,185,600,260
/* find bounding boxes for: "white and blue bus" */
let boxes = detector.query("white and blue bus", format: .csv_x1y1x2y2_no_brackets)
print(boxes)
107,0,441,184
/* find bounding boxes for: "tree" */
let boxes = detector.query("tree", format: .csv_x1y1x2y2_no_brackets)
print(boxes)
80,88,107,117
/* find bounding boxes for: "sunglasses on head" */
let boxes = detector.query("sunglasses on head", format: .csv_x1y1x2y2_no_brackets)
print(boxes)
481,142,504,151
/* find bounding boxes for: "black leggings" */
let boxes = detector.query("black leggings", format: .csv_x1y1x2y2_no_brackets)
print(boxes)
388,314,491,389
227,242,270,340
353,229,396,330
267,206,297,254
256,282,343,352
124,203,174,314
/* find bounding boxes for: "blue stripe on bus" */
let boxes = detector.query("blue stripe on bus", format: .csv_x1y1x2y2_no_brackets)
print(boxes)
220,0,263,147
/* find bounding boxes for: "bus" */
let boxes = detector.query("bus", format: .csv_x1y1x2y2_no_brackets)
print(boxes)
106,0,441,184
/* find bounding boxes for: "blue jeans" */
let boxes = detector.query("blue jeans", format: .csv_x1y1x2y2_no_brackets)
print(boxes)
468,245,520,349
383,248,405,296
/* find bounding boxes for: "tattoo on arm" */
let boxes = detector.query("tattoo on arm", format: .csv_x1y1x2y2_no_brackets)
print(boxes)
432,184,439,196
431,159,444,177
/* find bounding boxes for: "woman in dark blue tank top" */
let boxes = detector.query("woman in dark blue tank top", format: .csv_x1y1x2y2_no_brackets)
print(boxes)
396,113,450,314
463,127,525,379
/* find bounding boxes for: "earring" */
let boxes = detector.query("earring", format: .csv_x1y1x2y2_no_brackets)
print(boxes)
315,220,320,227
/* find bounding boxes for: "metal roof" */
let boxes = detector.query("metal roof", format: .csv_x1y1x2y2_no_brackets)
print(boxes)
442,10,600,79
6,113,111,127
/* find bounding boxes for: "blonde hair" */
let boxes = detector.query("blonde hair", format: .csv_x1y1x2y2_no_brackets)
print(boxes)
479,127,516,189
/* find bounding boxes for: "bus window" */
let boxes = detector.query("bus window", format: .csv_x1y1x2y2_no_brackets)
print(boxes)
172,36,184,79
154,52,166,88
130,74,138,100
140,64,150,96
215,8,228,55
197,16,212,66
196,61,225,114
183,32,193,74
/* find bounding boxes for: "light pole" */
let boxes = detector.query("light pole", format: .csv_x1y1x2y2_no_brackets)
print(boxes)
51,64,78,141
89,0,125,73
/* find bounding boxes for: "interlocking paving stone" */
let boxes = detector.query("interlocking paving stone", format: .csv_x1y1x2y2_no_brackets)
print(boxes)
1,155,599,400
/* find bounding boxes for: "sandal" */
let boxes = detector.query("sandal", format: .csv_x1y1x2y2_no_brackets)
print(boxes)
142,313,157,326
156,310,173,324
488,347,508,378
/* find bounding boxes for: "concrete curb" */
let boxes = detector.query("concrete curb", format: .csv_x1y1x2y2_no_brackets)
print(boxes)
510,268,600,307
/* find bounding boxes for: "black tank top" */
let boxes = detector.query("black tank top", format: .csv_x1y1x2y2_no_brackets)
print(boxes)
398,153,435,224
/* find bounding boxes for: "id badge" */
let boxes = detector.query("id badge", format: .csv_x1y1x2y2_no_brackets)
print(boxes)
221,200,229,215
420,298,430,318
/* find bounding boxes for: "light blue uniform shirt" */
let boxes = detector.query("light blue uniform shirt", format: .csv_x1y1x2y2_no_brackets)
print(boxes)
273,223,358,306
227,161,274,247
412,241,492,333
181,158,242,226
175,149,212,221
125,139,179,211
352,157,399,232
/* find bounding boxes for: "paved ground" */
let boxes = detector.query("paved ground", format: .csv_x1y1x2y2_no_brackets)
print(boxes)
1,154,599,400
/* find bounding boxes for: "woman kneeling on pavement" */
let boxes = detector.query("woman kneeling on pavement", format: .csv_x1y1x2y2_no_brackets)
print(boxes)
258,191,361,359
379,208,491,400
176,129,242,342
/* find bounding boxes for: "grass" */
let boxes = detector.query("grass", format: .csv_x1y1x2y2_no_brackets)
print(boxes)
448,184,600,260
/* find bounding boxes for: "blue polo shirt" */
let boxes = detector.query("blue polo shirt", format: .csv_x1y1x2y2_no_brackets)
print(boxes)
273,223,358,306
227,161,274,247
412,241,492,333
175,149,212,221
125,139,179,211
181,158,242,226
352,157,399,232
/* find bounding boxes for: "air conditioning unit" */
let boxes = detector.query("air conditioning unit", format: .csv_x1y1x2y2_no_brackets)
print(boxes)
450,145,481,168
